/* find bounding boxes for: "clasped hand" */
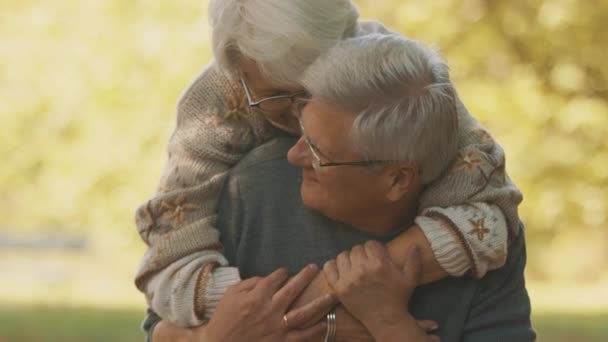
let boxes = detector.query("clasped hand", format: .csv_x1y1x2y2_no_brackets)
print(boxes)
323,241,440,342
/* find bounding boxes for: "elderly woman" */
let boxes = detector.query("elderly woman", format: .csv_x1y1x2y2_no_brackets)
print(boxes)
135,0,523,340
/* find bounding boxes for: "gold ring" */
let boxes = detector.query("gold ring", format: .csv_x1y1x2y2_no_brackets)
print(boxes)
283,314,290,328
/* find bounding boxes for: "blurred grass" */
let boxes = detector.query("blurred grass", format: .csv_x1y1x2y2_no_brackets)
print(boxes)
0,305,606,342
2,249,607,341
0,305,143,342
532,313,608,342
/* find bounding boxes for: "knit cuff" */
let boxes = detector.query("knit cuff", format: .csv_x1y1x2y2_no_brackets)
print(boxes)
203,267,241,320
415,215,472,277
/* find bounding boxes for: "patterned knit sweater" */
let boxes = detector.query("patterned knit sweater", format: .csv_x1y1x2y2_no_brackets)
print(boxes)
134,23,523,327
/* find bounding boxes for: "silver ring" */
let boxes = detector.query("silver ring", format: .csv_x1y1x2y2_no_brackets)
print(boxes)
324,309,336,342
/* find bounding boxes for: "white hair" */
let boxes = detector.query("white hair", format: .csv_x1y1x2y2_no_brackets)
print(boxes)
302,34,459,184
208,0,359,87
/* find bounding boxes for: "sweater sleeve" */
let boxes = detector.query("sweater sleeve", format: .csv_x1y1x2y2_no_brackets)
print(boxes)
134,61,277,327
415,203,508,278
416,94,523,278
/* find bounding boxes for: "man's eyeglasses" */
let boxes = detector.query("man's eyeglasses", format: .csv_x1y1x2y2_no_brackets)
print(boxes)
294,100,394,171
240,77,307,112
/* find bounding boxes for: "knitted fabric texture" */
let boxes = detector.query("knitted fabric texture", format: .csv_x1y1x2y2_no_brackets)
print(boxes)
134,61,280,326
134,22,522,327
415,94,523,278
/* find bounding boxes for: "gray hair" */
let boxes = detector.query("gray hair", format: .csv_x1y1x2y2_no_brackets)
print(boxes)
208,0,359,87
302,34,459,184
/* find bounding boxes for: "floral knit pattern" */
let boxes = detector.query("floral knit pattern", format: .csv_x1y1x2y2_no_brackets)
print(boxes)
134,61,280,326
414,95,522,278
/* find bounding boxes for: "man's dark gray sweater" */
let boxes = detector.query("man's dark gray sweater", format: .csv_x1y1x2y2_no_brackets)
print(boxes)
144,137,536,341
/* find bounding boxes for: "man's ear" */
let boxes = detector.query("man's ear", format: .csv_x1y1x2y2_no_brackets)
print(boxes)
386,164,419,202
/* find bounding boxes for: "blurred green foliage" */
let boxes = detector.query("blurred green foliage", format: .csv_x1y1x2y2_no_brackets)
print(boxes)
1,0,606,294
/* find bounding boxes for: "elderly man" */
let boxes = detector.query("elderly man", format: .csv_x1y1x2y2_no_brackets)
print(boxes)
147,34,535,341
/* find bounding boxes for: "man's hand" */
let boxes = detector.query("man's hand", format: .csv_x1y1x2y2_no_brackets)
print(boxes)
324,242,439,341
323,241,419,326
333,305,440,342
333,306,374,342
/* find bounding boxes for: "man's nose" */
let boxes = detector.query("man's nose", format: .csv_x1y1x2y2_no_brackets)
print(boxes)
287,137,311,168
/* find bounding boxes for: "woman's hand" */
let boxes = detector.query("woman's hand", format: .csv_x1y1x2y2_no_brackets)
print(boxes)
202,264,337,342
323,242,439,341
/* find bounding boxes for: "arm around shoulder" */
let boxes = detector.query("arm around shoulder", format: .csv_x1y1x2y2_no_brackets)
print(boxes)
134,62,272,326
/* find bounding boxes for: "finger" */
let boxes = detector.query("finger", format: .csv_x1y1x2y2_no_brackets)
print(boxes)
416,319,439,333
230,276,262,293
323,260,339,286
284,293,337,328
336,250,351,272
350,244,368,266
402,245,422,286
363,240,389,262
285,321,327,342
254,268,289,297
272,264,319,310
